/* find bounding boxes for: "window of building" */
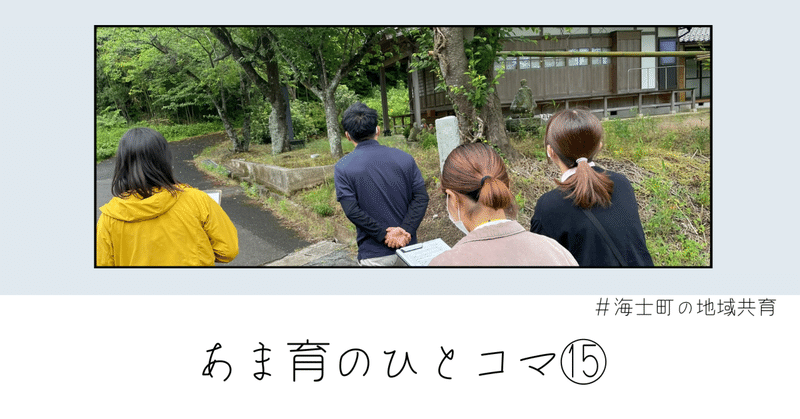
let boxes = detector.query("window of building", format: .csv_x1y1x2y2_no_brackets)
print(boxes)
568,48,589,66
544,53,566,68
659,38,677,66
591,47,611,65
658,37,678,89
505,57,518,71
519,56,540,69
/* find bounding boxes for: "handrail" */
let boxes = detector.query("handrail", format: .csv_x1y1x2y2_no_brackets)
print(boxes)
541,88,698,118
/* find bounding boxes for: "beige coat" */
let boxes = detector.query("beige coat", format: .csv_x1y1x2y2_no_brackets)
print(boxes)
428,221,578,266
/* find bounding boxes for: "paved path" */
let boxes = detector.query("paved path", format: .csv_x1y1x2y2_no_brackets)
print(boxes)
95,134,312,266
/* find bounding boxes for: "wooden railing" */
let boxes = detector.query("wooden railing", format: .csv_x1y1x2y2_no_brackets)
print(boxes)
540,88,698,118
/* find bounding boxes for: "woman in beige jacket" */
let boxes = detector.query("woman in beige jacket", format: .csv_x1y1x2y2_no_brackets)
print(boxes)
428,143,577,266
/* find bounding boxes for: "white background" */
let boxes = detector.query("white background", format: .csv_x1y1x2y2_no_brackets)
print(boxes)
1,296,794,417
1,1,798,417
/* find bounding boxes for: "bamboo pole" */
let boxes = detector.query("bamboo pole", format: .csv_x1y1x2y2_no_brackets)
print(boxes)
428,50,709,59
497,51,709,59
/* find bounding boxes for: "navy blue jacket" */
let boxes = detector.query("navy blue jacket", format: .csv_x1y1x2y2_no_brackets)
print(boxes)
334,139,429,260
531,167,653,267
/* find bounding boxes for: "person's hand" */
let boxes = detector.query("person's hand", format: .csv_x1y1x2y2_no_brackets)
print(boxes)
385,227,411,248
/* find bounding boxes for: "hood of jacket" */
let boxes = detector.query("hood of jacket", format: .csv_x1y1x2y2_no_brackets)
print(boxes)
100,188,181,222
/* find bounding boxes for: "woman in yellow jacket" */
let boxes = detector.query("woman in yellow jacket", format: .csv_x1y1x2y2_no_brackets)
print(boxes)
97,128,238,266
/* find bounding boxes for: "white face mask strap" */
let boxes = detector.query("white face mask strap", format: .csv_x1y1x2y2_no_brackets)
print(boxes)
447,194,469,235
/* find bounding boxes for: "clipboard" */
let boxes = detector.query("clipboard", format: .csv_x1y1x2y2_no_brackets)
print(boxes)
395,238,451,266
204,189,222,204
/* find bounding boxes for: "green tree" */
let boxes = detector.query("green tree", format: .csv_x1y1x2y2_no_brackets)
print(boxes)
210,27,292,155
264,27,388,159
413,27,530,158
97,27,248,151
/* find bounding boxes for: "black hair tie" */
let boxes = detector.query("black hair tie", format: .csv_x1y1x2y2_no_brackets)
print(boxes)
480,175,491,187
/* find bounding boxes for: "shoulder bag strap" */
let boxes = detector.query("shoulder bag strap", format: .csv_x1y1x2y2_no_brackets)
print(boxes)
581,209,628,267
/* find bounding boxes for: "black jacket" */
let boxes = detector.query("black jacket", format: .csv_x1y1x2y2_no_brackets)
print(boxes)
530,167,653,267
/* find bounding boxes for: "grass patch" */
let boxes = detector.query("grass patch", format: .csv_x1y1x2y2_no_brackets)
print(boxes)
240,181,260,199
195,111,710,266
299,181,337,217
96,121,224,162
199,135,412,169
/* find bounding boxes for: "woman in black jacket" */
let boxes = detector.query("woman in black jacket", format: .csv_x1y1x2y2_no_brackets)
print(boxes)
530,109,653,267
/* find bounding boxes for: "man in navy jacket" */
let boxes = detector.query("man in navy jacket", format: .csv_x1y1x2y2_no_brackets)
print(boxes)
334,102,429,266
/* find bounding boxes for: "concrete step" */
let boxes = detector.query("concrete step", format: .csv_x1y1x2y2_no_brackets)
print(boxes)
266,241,358,267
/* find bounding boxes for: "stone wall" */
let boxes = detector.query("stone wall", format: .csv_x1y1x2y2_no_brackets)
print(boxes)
225,159,335,195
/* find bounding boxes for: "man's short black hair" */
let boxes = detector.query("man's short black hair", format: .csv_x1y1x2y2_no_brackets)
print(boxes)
341,102,378,143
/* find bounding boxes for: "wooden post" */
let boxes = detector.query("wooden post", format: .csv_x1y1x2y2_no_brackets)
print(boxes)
380,65,391,136
411,65,422,130
407,60,414,127
638,93,643,117
670,90,675,114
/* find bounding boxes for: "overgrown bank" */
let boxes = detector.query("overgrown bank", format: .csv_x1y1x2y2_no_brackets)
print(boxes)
196,111,710,266
96,111,224,162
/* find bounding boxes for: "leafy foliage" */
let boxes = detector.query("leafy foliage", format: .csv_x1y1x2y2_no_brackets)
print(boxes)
362,83,410,129
420,130,438,150
291,100,327,139
96,107,128,129
249,100,272,144
265,27,389,158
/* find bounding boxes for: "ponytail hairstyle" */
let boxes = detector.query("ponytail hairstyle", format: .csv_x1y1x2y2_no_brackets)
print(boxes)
111,127,182,199
545,108,614,208
440,142,517,218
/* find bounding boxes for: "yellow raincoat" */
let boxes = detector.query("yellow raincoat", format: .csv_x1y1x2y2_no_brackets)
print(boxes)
96,185,238,266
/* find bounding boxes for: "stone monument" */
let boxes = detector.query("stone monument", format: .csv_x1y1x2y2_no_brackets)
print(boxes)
510,79,535,115
507,79,540,132
435,116,460,174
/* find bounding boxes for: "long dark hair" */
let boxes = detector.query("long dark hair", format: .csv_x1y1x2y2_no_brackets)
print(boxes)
440,142,517,218
111,127,181,199
545,109,614,208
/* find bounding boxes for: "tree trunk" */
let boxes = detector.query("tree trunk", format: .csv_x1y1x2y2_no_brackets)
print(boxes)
239,73,252,149
209,27,290,154
480,88,519,159
322,89,343,159
433,27,519,159
266,47,290,155
434,27,476,141
210,95,244,152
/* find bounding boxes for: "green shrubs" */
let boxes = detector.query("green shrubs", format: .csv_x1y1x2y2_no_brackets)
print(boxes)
420,130,437,149
403,125,412,139
96,107,128,129
240,181,260,198
362,83,410,131
250,103,272,144
291,100,327,140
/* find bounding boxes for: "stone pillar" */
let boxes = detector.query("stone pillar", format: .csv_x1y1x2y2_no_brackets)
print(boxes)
435,115,460,174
